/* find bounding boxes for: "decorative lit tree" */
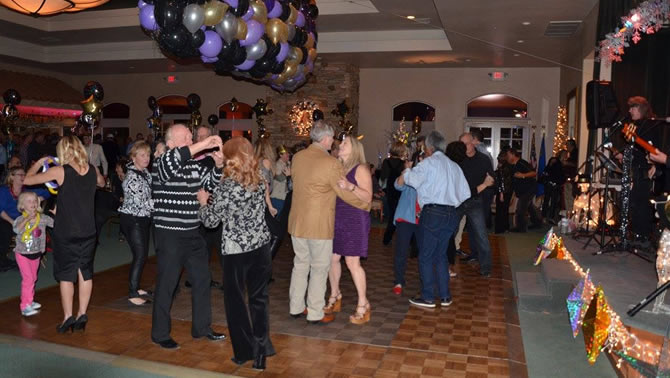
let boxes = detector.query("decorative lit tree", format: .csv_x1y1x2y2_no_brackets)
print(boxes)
553,105,568,156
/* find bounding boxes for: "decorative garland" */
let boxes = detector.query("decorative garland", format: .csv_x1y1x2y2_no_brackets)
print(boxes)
597,0,670,64
289,100,319,136
21,212,41,245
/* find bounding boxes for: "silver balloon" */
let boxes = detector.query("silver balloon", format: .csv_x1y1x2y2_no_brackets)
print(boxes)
287,24,296,41
215,12,238,44
183,3,205,34
245,38,267,60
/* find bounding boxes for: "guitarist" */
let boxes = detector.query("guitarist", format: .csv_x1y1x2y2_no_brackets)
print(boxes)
615,97,664,246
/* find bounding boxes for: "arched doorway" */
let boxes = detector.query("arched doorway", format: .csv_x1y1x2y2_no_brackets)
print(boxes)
217,101,253,142
464,94,531,159
101,102,130,143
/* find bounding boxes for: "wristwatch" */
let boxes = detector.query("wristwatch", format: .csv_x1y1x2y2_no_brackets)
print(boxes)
350,185,356,192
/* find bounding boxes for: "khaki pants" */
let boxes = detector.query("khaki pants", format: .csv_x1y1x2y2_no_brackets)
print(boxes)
289,236,332,321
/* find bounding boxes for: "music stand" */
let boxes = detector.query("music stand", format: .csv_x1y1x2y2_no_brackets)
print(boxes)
582,151,620,250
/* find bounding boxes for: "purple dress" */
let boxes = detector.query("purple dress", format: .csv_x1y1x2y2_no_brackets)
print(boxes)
333,165,371,257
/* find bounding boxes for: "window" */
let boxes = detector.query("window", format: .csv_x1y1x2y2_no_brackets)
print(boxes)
393,102,435,122
467,94,527,118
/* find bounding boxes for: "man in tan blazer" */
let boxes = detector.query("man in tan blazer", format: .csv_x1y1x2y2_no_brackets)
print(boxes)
288,121,370,323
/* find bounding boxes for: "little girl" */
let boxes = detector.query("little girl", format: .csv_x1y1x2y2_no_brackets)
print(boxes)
14,192,53,317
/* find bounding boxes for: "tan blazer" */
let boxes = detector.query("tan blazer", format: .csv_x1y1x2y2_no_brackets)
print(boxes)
288,143,370,239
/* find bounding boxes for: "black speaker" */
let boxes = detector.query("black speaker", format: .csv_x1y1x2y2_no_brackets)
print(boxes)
586,80,619,129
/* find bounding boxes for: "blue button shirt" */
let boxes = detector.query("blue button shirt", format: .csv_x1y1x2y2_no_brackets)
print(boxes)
402,151,471,208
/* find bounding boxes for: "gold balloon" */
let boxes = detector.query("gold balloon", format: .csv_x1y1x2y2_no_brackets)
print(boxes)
273,73,289,85
250,0,268,24
265,18,288,44
287,46,303,65
305,32,315,49
273,62,297,85
81,95,102,115
307,47,317,62
287,4,298,24
235,18,248,40
203,1,229,26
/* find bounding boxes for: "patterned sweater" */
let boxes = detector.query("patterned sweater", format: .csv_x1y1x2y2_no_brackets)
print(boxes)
151,146,222,231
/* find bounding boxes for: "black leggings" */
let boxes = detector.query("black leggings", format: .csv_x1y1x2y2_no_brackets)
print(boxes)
120,214,151,298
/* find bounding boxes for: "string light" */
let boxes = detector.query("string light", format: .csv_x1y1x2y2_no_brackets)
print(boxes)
289,101,319,136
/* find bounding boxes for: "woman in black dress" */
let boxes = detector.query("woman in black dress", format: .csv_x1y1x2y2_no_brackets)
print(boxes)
25,136,105,332
381,142,407,245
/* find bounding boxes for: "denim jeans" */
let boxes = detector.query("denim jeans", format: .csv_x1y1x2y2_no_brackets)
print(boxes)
515,192,542,231
394,221,418,286
417,204,459,301
460,197,492,275
270,198,285,217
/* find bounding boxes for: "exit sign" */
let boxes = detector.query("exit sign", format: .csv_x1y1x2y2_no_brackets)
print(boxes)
165,75,178,83
489,72,508,81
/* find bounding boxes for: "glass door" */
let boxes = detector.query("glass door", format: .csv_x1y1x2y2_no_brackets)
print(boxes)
465,119,531,161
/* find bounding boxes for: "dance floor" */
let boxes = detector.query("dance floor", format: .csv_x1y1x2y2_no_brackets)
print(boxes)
0,230,527,377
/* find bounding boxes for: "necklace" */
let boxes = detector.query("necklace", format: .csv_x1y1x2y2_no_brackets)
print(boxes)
21,212,40,244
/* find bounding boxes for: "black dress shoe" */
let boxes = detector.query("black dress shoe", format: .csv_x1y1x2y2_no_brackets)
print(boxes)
73,314,88,332
252,354,266,370
210,280,221,288
206,331,226,341
153,338,179,349
57,316,77,333
290,309,308,319
231,357,250,366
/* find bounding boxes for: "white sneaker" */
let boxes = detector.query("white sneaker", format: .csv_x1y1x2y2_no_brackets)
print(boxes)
30,302,41,310
21,307,38,317
449,269,457,278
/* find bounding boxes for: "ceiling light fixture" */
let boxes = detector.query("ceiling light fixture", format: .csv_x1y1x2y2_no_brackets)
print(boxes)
517,39,525,43
513,53,520,57
406,15,415,19
0,0,109,16
522,21,531,26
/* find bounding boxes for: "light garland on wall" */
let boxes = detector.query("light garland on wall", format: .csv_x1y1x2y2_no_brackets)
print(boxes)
289,100,319,136
597,0,670,64
535,230,664,372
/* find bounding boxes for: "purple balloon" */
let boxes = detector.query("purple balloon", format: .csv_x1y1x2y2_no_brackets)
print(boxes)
137,0,148,9
264,0,276,13
201,55,219,63
200,30,223,58
270,74,279,80
235,59,256,71
242,6,254,21
267,1,282,18
276,42,289,62
295,11,305,27
139,5,158,31
223,0,238,8
305,59,314,72
240,20,264,47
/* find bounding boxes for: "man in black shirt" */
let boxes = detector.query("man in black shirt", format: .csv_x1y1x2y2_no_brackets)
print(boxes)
506,148,542,232
458,133,495,276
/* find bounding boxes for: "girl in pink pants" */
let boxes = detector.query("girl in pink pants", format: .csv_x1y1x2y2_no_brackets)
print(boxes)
14,192,53,317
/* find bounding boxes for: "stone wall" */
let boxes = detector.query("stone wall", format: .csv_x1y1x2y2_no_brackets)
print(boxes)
262,60,360,149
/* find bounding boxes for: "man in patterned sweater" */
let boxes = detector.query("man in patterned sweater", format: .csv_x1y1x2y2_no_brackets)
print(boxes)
150,124,226,349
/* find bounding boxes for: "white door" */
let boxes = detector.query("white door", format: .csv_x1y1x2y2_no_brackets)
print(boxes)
464,118,532,161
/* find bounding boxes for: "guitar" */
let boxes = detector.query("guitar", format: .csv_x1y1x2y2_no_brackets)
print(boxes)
622,123,659,154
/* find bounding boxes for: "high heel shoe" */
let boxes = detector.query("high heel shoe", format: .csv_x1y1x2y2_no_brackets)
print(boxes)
323,292,342,315
73,314,88,332
349,302,371,325
252,354,266,370
57,316,76,333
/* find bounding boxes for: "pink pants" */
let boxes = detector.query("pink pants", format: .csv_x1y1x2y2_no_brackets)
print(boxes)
15,253,40,311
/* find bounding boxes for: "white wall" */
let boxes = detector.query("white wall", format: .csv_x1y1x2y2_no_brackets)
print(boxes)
358,67,561,163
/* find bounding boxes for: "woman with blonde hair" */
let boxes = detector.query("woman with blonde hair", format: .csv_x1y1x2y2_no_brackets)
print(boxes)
325,135,373,324
25,135,105,333
254,138,278,216
199,137,274,370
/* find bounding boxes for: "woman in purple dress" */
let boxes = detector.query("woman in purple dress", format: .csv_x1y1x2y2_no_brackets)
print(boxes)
325,136,372,325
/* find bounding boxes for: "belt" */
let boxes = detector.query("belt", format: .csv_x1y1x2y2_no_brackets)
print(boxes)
423,204,455,210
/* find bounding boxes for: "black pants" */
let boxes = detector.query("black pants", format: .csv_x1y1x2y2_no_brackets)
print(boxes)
541,183,561,222
222,243,275,361
481,190,494,229
515,192,542,231
151,228,212,342
120,214,150,298
201,224,223,271
630,175,653,237
495,192,511,234
383,197,399,244
0,221,15,267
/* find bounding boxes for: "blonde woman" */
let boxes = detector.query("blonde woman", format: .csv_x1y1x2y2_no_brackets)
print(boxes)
25,136,105,333
254,138,278,216
325,136,373,324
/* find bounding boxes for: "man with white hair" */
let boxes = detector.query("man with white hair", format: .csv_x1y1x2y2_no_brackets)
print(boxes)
288,121,370,324
397,131,470,308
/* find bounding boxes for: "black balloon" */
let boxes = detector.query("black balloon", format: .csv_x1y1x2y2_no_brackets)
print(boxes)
83,81,104,101
232,0,250,17
279,2,290,21
312,109,324,121
191,29,205,48
2,89,21,106
262,36,280,60
158,25,192,57
187,93,201,110
207,114,219,126
147,96,157,110
218,39,240,61
299,46,308,64
214,60,235,74
255,58,273,73
292,27,307,46
143,0,155,3
306,4,318,19
230,45,247,65
271,60,286,74
248,67,266,79
154,0,183,29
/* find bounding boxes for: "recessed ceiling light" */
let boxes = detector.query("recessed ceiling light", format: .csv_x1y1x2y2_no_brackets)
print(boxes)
465,58,471,62
517,39,525,43
513,54,520,57
129,66,135,69
522,21,531,26
406,15,415,20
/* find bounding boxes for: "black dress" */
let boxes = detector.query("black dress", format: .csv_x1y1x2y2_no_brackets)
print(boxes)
52,164,97,282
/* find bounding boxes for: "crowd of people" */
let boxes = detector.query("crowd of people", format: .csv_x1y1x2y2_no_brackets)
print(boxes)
0,118,614,372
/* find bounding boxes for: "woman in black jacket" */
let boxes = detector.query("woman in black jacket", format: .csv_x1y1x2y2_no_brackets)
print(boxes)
380,142,408,245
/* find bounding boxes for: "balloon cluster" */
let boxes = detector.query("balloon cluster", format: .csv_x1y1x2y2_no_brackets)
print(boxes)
332,99,353,141
187,93,203,130
146,95,163,137
75,81,104,133
252,98,273,138
207,113,219,126
138,0,319,92
2,89,21,127
41,156,61,195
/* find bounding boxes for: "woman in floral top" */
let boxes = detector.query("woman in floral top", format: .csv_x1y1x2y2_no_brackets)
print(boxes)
198,137,274,370
118,142,153,306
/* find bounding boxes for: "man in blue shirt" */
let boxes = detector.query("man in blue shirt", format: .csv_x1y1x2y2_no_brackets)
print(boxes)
397,131,470,308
